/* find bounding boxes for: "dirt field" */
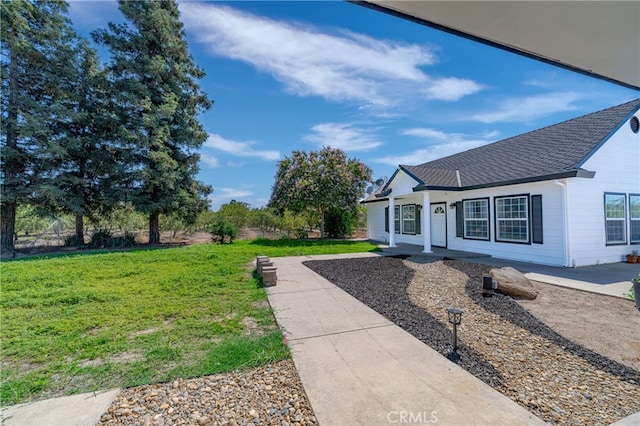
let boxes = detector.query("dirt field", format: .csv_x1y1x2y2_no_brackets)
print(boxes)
518,281,640,371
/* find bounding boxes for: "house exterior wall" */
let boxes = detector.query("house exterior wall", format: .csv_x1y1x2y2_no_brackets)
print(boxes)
444,182,566,266
365,111,639,267
367,182,567,266
366,201,388,243
565,116,640,266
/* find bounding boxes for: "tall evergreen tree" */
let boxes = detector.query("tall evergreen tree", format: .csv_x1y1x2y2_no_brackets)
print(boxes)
37,39,133,243
1,0,77,253
93,0,212,244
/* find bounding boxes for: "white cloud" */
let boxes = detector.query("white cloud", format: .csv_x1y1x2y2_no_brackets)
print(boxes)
200,153,220,168
304,123,383,152
424,77,483,101
402,128,449,140
374,128,497,166
205,134,280,161
179,3,481,107
217,187,253,199
471,92,582,123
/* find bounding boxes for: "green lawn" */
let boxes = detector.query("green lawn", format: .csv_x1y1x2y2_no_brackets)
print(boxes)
0,239,379,405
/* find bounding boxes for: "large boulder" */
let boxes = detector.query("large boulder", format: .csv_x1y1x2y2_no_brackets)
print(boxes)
491,267,538,299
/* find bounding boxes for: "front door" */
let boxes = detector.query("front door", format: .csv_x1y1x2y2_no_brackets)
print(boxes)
430,203,447,247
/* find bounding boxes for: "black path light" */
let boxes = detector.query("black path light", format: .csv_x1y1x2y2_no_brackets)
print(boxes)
446,308,464,363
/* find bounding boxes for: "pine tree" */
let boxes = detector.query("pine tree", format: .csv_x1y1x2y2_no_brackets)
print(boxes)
93,0,212,244
1,0,77,253
36,39,133,243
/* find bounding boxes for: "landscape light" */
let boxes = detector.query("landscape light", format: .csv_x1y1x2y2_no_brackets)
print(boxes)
446,308,464,363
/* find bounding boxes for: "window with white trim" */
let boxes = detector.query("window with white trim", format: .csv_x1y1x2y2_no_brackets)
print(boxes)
463,198,489,240
394,205,400,234
402,205,416,234
604,193,626,244
495,195,529,243
630,194,640,243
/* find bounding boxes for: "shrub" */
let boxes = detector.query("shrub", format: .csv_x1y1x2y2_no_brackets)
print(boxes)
64,235,84,247
324,209,356,238
109,232,137,248
88,229,112,248
210,220,238,244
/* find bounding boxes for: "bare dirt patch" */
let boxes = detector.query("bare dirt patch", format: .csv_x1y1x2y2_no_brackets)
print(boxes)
517,281,640,371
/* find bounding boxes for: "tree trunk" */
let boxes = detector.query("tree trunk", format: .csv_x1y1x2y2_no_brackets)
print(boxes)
319,207,326,239
75,214,84,244
1,203,16,254
149,211,160,244
1,50,20,253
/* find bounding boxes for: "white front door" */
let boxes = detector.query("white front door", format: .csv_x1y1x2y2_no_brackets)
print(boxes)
430,203,447,247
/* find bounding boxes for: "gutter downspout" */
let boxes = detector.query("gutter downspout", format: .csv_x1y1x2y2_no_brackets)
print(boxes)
554,179,571,267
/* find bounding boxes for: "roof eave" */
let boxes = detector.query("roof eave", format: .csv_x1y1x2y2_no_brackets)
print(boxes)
412,170,595,192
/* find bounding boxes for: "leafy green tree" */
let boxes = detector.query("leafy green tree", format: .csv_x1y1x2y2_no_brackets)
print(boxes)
1,0,77,252
93,0,212,244
210,219,238,244
218,200,251,230
325,208,357,238
269,146,372,238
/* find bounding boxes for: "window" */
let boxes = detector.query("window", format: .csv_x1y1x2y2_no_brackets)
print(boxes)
394,205,400,234
604,193,626,244
630,194,640,243
495,195,529,243
402,205,416,234
463,198,489,240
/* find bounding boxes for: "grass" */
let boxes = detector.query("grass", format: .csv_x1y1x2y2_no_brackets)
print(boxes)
0,239,379,405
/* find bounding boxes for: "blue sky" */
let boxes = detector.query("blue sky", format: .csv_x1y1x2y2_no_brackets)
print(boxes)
68,1,639,211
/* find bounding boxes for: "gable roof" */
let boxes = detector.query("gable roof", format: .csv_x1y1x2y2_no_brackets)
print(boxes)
399,99,640,192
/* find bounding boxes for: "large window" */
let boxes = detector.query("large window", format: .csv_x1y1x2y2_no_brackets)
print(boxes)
630,194,640,244
604,193,626,244
463,198,489,240
495,195,529,243
402,205,416,234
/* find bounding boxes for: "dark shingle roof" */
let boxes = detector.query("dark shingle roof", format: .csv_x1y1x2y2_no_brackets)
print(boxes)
401,99,640,191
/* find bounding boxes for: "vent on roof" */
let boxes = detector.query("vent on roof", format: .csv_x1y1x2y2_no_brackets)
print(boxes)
631,116,639,133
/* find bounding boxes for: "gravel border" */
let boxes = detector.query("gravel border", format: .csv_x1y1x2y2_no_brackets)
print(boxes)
98,359,317,426
303,255,640,425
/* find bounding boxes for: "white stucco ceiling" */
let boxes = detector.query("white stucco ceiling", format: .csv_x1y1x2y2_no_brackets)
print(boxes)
360,1,640,90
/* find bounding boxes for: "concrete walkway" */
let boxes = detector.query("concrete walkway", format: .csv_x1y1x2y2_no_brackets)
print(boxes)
0,389,120,426
268,253,547,426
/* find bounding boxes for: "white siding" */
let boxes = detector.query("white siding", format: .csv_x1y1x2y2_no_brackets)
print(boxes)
444,182,566,266
389,170,420,196
566,116,640,266
366,202,388,243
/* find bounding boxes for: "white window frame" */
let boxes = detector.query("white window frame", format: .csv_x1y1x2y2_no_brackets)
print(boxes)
394,205,400,234
630,194,640,244
402,204,417,235
495,195,530,243
463,198,489,240
604,193,626,245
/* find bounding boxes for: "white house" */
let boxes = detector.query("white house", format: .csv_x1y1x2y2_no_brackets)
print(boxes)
363,99,640,267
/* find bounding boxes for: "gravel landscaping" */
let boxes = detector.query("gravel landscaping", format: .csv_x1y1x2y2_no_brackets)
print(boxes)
303,255,640,426
98,359,316,426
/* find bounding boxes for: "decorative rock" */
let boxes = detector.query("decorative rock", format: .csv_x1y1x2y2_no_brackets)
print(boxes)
491,266,538,299
97,360,316,426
